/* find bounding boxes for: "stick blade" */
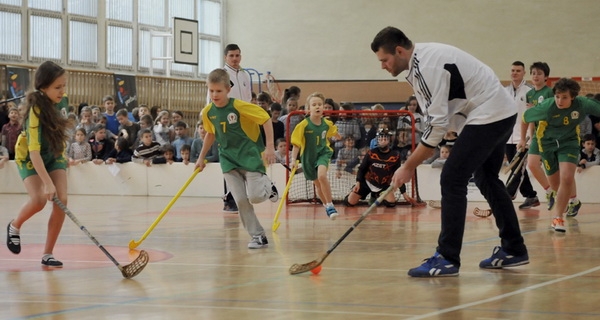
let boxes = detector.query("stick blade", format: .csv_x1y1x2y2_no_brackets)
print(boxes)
289,260,320,275
128,239,141,250
121,250,149,279
272,221,281,232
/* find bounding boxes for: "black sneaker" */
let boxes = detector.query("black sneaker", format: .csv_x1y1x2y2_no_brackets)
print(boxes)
518,196,540,209
223,203,238,213
269,183,279,202
41,255,63,267
7,221,21,254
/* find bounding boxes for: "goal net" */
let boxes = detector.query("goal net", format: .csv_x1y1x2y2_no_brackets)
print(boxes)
281,109,423,205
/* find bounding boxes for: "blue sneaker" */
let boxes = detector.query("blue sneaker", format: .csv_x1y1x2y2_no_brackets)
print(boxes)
547,191,556,210
566,200,581,217
479,246,529,269
325,206,339,220
407,252,459,277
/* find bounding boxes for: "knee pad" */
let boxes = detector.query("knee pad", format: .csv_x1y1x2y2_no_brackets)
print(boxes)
382,200,396,208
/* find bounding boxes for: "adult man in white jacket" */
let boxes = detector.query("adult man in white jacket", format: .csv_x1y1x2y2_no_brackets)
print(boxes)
371,26,529,277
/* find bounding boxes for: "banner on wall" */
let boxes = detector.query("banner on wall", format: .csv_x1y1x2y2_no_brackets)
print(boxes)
6,66,30,102
114,74,138,111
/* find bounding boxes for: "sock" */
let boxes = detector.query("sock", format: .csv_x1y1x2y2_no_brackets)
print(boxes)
569,196,578,204
325,202,334,208
9,223,19,235
42,254,54,261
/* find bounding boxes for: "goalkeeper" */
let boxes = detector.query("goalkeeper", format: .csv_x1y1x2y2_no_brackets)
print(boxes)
343,128,416,207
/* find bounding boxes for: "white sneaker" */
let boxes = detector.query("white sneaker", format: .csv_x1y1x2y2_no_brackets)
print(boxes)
248,234,268,249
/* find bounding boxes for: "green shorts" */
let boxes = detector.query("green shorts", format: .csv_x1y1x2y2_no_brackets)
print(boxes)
302,149,333,181
540,143,579,175
16,153,67,180
528,138,541,156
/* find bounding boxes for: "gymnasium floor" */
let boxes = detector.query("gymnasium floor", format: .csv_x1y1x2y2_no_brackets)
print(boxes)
1,194,599,319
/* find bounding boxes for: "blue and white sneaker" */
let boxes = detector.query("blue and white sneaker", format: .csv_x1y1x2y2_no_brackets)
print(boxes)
479,246,529,269
566,200,582,217
407,252,459,277
325,206,339,220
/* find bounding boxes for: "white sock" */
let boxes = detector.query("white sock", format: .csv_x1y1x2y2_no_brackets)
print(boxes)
9,223,19,235
42,254,54,261
326,202,334,208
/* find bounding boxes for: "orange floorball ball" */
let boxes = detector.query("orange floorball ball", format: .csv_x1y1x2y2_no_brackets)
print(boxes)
311,265,322,275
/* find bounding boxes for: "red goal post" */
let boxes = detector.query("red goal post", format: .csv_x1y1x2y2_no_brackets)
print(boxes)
280,109,424,205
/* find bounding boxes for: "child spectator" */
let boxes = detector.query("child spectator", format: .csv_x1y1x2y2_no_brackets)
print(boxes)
116,108,140,150
336,136,360,178
76,106,95,139
153,110,173,145
256,92,273,111
195,68,278,249
578,133,600,172
1,106,21,159
102,95,119,136
170,110,184,131
91,106,101,124
274,138,289,164
171,121,194,161
137,104,150,121
132,128,165,166
270,102,285,144
343,128,416,207
279,97,303,137
163,144,175,164
333,103,362,156
180,144,191,165
134,114,155,147
67,127,92,165
89,124,114,164
344,147,368,174
190,120,218,163
431,145,451,168
0,144,8,169
105,137,133,164
290,92,341,220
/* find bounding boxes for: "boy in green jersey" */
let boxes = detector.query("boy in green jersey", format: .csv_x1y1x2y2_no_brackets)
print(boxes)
524,62,557,210
195,69,278,249
523,78,600,232
290,92,341,220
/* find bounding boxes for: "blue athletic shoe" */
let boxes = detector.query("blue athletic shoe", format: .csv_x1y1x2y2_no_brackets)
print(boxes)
325,206,339,220
479,246,529,269
566,200,582,217
407,252,459,277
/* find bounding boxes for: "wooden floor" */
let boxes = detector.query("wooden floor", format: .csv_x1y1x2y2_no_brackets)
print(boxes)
1,194,599,320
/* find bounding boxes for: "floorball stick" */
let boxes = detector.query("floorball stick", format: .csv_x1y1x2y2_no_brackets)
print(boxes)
129,166,201,249
272,160,299,231
289,186,393,275
53,197,149,279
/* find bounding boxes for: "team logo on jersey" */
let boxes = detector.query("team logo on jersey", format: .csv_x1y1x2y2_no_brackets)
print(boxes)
227,113,238,124
538,96,545,104
571,111,580,120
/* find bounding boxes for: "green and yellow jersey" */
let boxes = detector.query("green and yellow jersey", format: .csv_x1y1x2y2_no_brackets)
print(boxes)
202,98,270,173
523,96,600,151
291,117,337,165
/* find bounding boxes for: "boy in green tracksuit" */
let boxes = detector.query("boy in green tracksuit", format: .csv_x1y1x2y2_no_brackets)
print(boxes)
523,78,600,232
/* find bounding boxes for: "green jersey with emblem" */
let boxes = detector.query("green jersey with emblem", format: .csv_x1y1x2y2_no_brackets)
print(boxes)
526,86,553,107
291,117,337,165
202,98,270,173
523,96,600,151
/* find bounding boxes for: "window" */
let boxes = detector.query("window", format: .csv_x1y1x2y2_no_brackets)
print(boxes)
107,25,133,68
29,14,61,61
0,10,21,58
69,20,98,64
106,0,133,22
29,0,61,12
139,0,165,27
68,0,98,17
200,39,220,75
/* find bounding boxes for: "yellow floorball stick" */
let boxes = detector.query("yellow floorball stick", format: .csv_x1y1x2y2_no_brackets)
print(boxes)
129,163,204,249
272,161,299,232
